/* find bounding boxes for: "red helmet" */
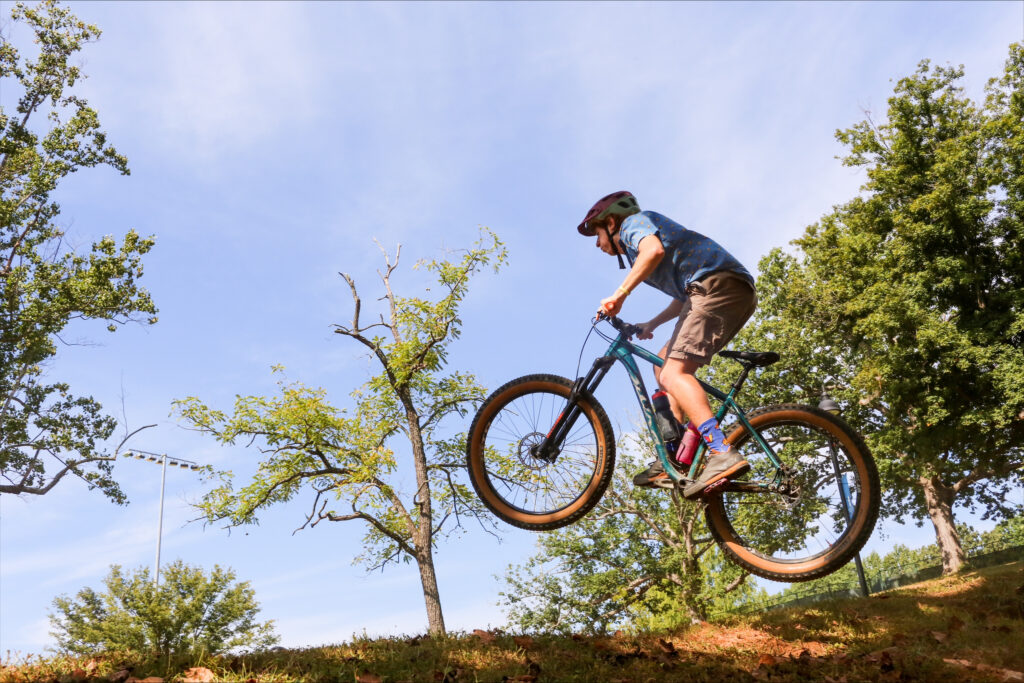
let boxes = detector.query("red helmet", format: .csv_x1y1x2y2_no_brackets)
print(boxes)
577,191,640,236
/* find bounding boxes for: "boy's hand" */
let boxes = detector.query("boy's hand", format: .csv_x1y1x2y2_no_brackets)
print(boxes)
637,321,657,340
599,292,626,317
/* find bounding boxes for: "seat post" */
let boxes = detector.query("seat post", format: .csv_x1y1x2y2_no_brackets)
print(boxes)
730,363,753,394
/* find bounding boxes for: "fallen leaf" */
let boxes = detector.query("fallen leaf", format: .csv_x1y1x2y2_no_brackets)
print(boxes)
182,667,215,683
512,635,535,649
974,663,1024,682
930,631,948,644
879,649,895,672
84,660,99,673
943,658,973,668
473,628,496,644
356,672,383,683
757,653,778,668
139,678,164,683
656,638,677,655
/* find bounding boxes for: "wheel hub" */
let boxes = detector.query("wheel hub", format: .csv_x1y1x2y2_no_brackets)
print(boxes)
519,432,556,468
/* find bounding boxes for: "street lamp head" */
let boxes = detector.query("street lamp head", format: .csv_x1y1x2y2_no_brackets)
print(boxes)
818,395,842,414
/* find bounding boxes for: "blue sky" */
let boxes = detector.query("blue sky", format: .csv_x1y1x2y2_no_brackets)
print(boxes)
2,0,1023,655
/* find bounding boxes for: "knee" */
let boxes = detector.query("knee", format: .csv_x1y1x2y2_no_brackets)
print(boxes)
660,360,698,391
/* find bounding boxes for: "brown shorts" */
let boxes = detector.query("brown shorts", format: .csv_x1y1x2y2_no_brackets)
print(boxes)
663,271,757,366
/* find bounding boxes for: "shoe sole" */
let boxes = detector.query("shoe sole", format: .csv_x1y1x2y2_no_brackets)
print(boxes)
682,460,750,499
634,474,670,488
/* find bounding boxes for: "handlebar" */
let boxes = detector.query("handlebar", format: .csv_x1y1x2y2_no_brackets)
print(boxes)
595,312,645,339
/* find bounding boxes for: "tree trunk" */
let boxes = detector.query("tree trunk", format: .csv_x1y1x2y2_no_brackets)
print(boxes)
403,399,447,635
416,548,447,636
919,475,967,574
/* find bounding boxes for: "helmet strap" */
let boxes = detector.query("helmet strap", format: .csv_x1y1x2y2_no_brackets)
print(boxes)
597,222,628,270
607,220,627,269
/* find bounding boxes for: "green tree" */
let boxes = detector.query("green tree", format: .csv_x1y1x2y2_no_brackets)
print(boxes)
49,560,277,658
731,46,1024,574
175,232,506,636
501,432,755,634
0,1,157,501
983,514,1024,548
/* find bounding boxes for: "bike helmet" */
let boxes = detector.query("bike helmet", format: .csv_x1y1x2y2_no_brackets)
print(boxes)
577,191,641,236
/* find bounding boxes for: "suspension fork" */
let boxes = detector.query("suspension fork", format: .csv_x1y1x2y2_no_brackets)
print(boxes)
531,355,616,462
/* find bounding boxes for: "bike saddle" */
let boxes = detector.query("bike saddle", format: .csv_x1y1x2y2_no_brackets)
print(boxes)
718,350,780,367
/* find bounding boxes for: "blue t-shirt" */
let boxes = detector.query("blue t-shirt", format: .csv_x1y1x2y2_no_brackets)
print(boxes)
618,211,754,301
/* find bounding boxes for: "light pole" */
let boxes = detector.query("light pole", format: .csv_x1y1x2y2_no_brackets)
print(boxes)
123,450,200,584
818,395,872,598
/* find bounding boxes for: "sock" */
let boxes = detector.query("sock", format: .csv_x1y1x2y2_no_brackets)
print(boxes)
697,417,730,453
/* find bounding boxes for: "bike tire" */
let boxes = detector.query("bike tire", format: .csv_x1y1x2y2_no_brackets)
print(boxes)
466,374,616,531
704,404,880,582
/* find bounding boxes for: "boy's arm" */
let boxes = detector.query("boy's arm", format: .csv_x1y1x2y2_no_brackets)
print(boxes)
638,299,684,339
599,234,664,316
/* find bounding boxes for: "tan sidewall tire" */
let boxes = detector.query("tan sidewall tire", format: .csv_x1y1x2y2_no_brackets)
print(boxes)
705,404,880,582
466,374,616,531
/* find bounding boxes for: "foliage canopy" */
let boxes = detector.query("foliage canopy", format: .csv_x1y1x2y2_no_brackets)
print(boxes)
1,0,157,501
730,45,1024,572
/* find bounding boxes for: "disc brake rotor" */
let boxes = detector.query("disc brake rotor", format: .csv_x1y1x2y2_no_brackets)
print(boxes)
518,432,556,470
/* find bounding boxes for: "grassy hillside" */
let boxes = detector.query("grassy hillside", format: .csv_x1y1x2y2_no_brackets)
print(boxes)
3,561,1022,683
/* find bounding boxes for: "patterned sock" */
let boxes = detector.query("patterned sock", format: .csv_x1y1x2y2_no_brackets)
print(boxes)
697,417,730,453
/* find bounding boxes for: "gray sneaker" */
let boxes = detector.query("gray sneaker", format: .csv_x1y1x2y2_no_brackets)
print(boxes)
633,460,671,487
683,448,750,499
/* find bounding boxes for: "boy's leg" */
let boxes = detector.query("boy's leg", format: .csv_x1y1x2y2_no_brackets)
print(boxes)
660,272,757,497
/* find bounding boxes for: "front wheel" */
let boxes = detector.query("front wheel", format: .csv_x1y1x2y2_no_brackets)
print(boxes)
466,374,616,531
704,404,880,582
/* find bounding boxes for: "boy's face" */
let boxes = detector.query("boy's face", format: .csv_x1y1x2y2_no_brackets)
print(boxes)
594,219,620,256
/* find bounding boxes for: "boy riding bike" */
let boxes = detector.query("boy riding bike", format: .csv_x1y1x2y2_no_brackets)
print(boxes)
579,191,758,498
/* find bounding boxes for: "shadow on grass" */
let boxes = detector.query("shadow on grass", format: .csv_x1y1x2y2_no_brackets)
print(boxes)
2,563,1021,682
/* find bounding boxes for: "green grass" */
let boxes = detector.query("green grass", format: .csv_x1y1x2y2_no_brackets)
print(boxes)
4,561,1022,682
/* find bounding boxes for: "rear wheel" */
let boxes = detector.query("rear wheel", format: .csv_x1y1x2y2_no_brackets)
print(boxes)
704,404,880,582
466,374,615,531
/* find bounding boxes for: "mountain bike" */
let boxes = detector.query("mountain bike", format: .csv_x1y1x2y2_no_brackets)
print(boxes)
466,314,880,582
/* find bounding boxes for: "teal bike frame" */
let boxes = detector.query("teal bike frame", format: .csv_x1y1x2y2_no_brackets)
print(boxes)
539,316,783,488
